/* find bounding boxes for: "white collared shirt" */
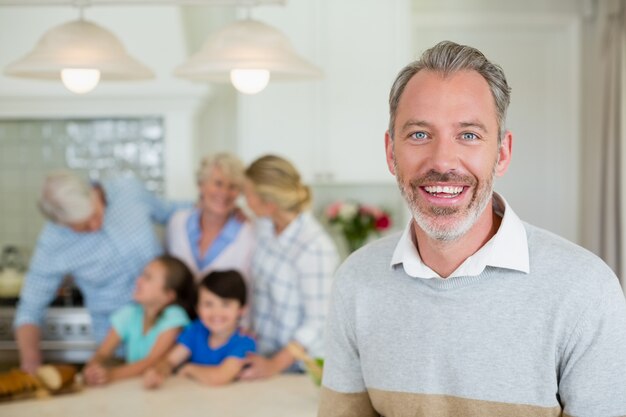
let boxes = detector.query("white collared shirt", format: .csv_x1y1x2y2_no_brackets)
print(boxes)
391,193,530,278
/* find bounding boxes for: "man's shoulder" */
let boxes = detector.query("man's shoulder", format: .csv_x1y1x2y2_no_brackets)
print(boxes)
523,222,618,289
346,231,401,263
35,222,76,249
524,223,609,266
334,232,402,287
102,176,147,200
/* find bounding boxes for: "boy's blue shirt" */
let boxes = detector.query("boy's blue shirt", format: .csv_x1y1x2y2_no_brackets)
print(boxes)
177,319,256,365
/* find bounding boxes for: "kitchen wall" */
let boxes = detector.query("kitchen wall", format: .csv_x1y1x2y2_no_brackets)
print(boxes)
0,117,165,255
232,0,586,245
0,1,409,260
0,0,593,261
0,4,212,199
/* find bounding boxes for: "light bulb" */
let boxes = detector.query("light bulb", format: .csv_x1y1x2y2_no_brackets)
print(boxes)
61,68,101,94
230,69,270,94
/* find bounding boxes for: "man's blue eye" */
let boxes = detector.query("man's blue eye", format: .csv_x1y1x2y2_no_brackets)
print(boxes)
462,133,477,140
412,132,427,140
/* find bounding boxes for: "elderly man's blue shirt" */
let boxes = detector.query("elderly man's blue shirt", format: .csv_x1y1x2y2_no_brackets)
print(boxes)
14,177,186,342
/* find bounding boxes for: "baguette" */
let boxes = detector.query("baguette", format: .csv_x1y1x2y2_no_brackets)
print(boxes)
36,364,77,391
0,369,41,398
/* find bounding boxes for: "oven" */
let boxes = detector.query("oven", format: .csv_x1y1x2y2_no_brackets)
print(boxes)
0,284,97,365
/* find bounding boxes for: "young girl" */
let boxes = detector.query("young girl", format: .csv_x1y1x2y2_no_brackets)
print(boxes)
83,255,195,386
143,269,255,388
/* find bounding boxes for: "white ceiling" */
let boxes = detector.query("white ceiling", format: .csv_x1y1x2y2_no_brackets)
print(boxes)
0,0,284,5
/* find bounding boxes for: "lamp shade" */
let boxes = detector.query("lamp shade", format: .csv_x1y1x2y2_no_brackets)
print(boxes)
174,18,322,82
4,19,154,81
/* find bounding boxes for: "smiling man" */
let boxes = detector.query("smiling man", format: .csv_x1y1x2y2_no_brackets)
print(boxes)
318,41,626,417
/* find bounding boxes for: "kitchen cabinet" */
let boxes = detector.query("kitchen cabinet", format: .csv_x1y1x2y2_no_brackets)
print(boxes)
237,0,411,184
1,374,320,416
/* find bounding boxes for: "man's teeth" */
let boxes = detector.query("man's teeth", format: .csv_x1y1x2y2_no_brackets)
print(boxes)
424,185,463,197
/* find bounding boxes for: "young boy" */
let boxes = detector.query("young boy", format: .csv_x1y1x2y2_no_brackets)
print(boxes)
143,270,255,388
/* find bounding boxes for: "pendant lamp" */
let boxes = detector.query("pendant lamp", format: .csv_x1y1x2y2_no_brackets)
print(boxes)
4,18,154,94
174,18,322,94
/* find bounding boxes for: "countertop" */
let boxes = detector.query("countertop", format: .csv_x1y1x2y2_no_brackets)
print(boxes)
1,374,321,417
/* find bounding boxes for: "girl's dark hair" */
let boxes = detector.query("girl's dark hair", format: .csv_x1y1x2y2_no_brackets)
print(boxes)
198,270,247,306
155,255,197,320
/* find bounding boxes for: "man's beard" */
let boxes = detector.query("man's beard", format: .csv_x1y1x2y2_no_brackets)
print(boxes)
394,156,496,242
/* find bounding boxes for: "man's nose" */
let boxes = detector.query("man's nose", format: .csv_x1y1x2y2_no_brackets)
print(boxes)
429,138,458,173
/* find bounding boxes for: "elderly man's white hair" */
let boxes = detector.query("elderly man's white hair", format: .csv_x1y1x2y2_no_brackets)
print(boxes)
38,170,94,224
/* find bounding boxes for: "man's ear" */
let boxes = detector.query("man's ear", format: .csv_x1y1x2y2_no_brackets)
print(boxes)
385,131,396,176
495,131,513,177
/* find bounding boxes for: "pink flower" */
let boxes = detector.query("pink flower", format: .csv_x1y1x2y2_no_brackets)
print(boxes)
325,201,342,219
325,201,392,252
360,204,383,218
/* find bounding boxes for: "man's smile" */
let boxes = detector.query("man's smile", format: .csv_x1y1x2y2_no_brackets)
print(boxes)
422,185,465,198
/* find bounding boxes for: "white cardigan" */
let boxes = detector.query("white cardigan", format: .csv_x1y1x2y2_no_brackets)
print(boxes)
166,209,256,289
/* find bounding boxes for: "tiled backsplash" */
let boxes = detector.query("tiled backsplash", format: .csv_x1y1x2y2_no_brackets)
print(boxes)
0,118,165,258
0,117,408,264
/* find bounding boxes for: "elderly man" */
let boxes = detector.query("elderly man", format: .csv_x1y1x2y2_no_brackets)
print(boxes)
15,171,184,373
319,41,626,417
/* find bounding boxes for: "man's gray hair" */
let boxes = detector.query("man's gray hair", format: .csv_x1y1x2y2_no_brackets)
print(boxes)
38,170,94,224
388,41,511,143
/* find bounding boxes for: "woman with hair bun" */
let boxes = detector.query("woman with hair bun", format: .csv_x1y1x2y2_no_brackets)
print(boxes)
240,155,339,380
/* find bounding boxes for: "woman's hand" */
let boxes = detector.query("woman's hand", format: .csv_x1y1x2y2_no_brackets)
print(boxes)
83,362,110,386
238,354,280,380
239,346,297,380
231,207,249,223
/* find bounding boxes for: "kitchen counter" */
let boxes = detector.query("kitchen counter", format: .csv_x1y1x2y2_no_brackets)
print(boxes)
1,374,320,417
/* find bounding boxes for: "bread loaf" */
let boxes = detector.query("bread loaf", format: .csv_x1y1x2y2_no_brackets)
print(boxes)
36,364,77,391
0,369,41,399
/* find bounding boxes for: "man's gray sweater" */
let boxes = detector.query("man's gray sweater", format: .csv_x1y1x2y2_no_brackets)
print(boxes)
319,223,626,417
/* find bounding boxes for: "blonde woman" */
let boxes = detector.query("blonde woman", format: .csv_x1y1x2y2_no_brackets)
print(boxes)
167,153,255,289
240,155,339,380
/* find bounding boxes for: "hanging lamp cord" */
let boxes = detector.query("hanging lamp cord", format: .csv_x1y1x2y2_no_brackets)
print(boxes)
72,0,91,20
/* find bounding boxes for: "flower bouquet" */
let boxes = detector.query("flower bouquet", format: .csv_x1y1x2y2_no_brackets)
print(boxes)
325,201,392,253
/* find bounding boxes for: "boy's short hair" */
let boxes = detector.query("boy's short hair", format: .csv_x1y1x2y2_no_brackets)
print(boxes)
198,270,247,306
